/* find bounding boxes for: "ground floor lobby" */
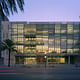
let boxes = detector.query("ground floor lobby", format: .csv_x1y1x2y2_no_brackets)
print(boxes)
15,55,80,64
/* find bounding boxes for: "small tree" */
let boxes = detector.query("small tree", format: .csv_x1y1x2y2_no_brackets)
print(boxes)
0,39,17,67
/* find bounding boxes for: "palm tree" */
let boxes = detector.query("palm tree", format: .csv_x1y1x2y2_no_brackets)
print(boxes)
0,39,17,67
0,0,24,20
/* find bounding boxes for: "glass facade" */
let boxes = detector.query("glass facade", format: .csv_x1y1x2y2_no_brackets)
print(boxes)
10,22,80,64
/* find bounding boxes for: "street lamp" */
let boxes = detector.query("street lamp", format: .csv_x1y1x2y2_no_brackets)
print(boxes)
44,52,47,68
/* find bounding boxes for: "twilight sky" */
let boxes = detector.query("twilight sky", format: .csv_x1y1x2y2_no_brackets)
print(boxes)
9,0,80,22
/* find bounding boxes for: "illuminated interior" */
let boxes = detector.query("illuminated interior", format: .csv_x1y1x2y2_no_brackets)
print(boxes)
11,23,80,64
24,57,37,64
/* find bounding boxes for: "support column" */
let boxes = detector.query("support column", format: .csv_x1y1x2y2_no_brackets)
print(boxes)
58,56,60,64
68,56,70,64
46,56,48,65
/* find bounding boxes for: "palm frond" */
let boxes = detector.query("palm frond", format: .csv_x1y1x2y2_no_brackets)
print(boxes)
0,0,24,20
0,44,8,51
16,0,24,11
0,39,17,52
3,39,15,48
1,0,10,16
0,3,5,20
11,48,17,52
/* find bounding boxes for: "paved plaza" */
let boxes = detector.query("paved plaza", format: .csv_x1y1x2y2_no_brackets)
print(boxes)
0,64,80,80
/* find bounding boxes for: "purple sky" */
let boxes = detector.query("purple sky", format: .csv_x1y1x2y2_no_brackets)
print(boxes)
8,0,80,21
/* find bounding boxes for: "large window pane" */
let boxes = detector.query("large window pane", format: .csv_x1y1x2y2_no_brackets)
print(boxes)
67,24,73,34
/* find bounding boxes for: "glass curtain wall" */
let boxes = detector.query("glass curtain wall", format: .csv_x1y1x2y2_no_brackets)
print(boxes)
11,23,80,64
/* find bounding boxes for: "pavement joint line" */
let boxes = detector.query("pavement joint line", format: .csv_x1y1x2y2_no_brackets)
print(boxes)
0,70,16,71
0,73,24,74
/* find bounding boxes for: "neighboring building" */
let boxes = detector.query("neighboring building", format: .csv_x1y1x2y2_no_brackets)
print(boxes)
1,22,80,64
0,16,9,64
1,21,12,65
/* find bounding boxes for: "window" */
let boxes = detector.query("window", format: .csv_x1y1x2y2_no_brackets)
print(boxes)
67,49,73,53
17,24,24,29
12,36,17,43
61,49,67,53
67,39,73,44
74,23,79,34
55,48,61,53
24,57,37,64
67,39,73,49
12,24,17,28
12,28,17,34
17,45,23,53
18,29,23,34
73,48,79,53
55,24,60,33
49,47,55,53
74,30,79,33
61,39,66,49
17,37,24,43
61,24,67,34
67,24,73,34
36,45,43,53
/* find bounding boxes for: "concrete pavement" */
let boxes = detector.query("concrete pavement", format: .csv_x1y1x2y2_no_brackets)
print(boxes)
0,64,80,80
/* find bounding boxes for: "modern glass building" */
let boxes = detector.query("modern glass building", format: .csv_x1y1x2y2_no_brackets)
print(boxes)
9,22,80,64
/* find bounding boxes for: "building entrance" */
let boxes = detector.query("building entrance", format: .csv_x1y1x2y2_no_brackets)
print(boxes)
48,57,65,64
15,56,66,64
36,56,66,64
36,56,46,64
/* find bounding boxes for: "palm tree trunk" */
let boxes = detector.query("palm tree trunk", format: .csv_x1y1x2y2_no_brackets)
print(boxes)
8,49,10,67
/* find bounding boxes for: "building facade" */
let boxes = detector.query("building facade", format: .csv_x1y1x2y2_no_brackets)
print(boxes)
0,16,9,64
1,22,80,64
1,21,13,65
8,22,80,64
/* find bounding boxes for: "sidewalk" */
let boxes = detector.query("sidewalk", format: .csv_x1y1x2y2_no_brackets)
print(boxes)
0,64,77,69
0,64,80,80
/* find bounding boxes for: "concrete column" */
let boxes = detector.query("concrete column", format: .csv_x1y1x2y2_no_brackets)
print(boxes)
46,56,48,65
68,56,70,64
58,56,60,64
